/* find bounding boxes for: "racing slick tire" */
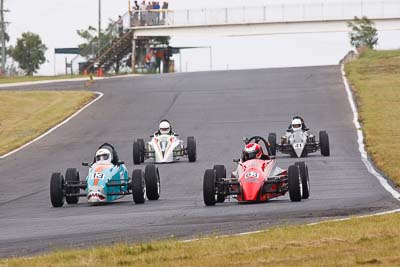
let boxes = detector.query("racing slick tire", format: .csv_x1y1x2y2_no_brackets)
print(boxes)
50,173,65,207
132,169,146,204
319,130,330,157
65,168,80,204
133,141,141,165
288,165,302,202
137,138,145,163
187,136,197,162
144,164,160,200
213,165,226,203
295,162,310,199
203,169,217,206
268,132,277,156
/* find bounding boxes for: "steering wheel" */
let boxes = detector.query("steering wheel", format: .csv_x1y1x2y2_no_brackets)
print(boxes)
244,136,272,156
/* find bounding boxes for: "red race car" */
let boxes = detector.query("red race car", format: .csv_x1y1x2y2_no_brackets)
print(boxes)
203,136,310,206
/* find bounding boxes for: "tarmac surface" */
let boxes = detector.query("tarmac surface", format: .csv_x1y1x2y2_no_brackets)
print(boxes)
0,66,399,257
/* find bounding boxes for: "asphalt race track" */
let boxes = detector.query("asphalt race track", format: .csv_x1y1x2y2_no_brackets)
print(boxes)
0,66,399,257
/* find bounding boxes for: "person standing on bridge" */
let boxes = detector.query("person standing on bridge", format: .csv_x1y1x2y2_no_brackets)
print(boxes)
140,1,147,26
132,1,140,26
117,15,124,37
162,1,168,24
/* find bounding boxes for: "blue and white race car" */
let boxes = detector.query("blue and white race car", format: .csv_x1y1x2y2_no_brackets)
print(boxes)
50,143,160,207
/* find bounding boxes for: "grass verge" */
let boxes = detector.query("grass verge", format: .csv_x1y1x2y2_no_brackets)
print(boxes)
1,212,400,266
345,49,400,186
0,75,87,84
0,91,95,156
1,50,400,266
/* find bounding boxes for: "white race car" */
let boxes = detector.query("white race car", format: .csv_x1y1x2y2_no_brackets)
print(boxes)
133,134,197,164
268,129,330,158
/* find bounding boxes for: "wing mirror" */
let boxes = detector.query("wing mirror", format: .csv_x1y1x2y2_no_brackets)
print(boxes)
150,134,154,137
242,137,249,144
82,162,89,166
233,158,240,163
118,161,125,165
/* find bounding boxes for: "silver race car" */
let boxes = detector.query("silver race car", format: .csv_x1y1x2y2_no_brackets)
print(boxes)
268,116,330,158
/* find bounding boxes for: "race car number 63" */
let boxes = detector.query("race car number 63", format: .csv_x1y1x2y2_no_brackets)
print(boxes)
245,172,259,179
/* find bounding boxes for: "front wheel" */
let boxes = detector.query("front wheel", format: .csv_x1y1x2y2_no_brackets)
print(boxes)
144,164,160,200
65,168,80,204
187,136,197,162
295,162,310,199
213,165,226,203
133,141,141,165
203,169,217,206
288,165,301,202
319,131,330,156
268,132,277,156
132,170,146,204
137,138,145,163
50,173,65,207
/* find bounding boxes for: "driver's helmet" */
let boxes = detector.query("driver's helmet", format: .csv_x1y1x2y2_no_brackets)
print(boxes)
243,143,263,161
95,148,113,164
291,118,303,131
159,120,171,135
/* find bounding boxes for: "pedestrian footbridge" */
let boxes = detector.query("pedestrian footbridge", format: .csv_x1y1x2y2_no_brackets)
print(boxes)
131,1,400,37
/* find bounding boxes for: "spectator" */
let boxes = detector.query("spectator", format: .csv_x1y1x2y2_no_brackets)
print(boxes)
140,1,147,26
154,2,161,25
162,1,168,24
146,2,153,25
132,1,140,26
117,15,123,36
150,50,157,73
155,49,163,73
144,50,151,70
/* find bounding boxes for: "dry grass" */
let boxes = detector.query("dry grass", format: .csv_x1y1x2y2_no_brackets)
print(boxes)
1,212,400,266
0,75,87,84
0,91,95,155
345,49,400,186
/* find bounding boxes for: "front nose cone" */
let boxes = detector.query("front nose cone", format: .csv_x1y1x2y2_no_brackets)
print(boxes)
87,185,106,203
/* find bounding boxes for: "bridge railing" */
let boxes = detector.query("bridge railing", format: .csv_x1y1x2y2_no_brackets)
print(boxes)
131,0,400,28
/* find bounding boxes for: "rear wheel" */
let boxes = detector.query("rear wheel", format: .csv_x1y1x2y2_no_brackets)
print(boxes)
288,165,302,202
132,170,146,204
137,139,145,163
295,162,310,199
268,132,277,156
319,131,330,156
213,165,226,203
144,164,160,200
133,141,141,165
65,168,80,204
203,169,217,206
187,136,197,162
50,173,65,207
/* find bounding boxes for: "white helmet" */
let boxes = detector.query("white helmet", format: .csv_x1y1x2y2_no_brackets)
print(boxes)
159,120,171,135
291,118,303,131
95,148,112,164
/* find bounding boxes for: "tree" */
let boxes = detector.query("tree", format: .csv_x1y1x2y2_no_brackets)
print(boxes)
347,16,378,49
10,32,47,75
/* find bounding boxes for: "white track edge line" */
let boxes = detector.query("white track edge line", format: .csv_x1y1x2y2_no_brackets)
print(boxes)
181,65,400,244
0,91,104,159
340,64,400,200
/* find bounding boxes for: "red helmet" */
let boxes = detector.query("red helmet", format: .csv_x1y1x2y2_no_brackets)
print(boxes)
243,143,263,161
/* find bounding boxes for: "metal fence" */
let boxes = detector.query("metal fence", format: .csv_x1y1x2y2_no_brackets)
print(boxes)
131,0,400,28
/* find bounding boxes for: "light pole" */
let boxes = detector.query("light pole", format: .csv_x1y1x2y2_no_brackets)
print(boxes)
0,0,7,73
98,0,102,54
